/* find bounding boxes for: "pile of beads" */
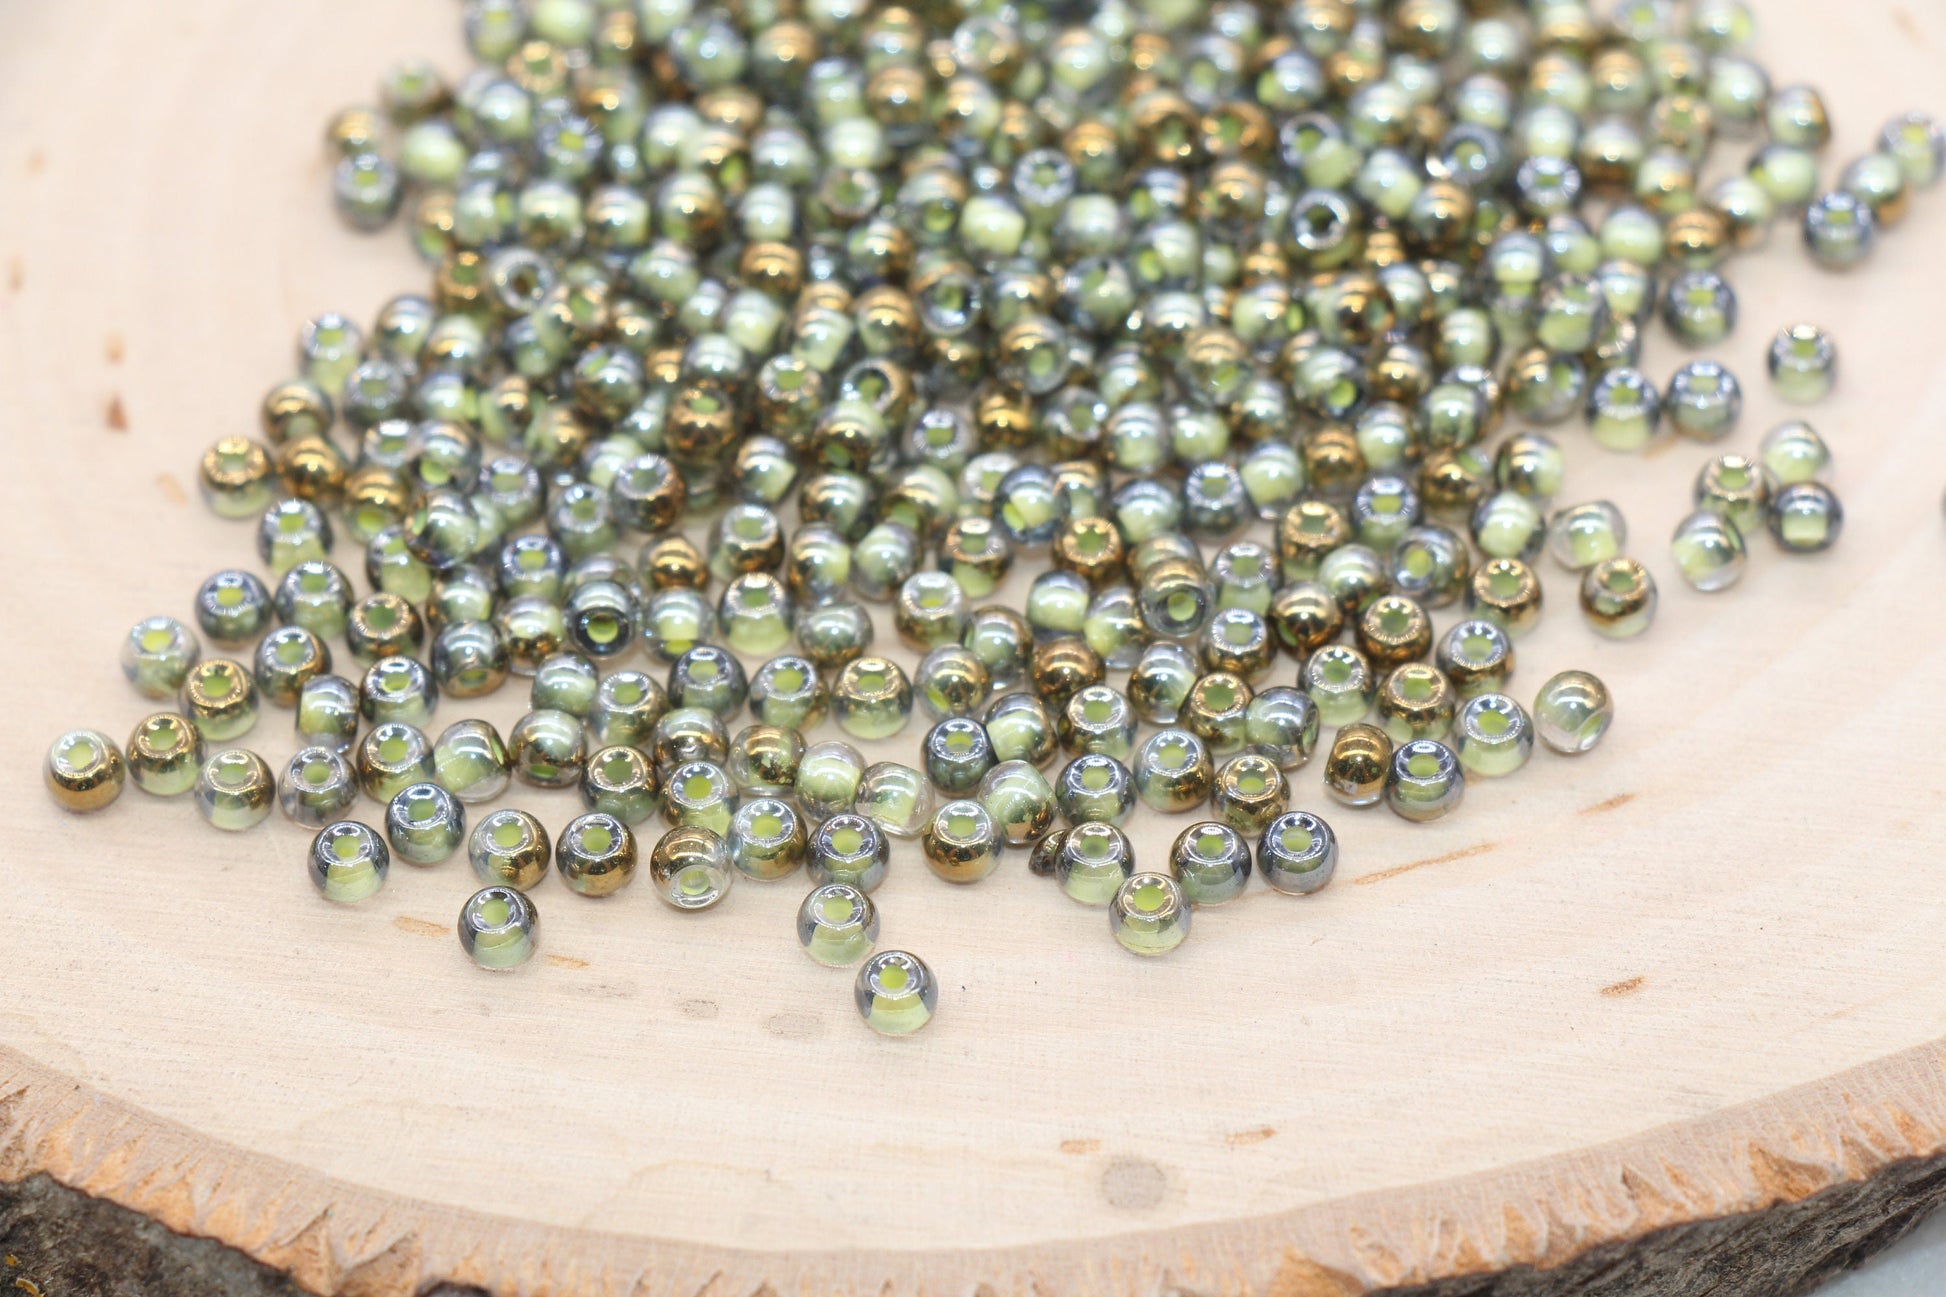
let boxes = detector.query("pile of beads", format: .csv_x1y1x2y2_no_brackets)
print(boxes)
44,0,1942,1036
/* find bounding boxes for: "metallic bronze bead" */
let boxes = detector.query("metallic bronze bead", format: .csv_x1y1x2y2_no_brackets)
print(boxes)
1051,517,1125,586
1301,426,1366,500
1580,557,1658,639
937,518,1014,599
1665,207,1730,268
197,437,275,520
1197,609,1276,681
1466,558,1544,636
1355,594,1434,669
1182,671,1253,757
665,382,740,468
973,382,1035,450
276,436,349,507
1268,581,1344,657
1030,637,1104,713
920,801,1003,884
345,593,426,664
1211,753,1289,837
1277,500,1351,580
1418,449,1490,523
1376,663,1457,743
45,730,126,813
1324,722,1393,808
639,534,708,591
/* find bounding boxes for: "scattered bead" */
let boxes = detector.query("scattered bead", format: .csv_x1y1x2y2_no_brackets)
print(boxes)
1110,875,1191,957
1534,671,1616,755
854,951,937,1036
44,730,125,813
458,886,539,970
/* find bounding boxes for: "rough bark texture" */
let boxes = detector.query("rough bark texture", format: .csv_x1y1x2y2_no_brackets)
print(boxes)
0,1166,1941,1297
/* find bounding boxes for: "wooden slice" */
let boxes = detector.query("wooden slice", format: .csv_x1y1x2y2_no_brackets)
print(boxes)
3,1,1946,1293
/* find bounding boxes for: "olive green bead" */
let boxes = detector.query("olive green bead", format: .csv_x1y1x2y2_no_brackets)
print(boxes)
458,886,539,970
650,826,736,910
587,670,670,747
854,950,937,1036
962,606,1033,691
832,656,913,740
122,616,202,700
509,708,587,788
726,724,804,797
975,760,1056,847
356,722,435,801
1056,822,1136,905
125,713,203,797
1767,482,1844,553
662,759,740,836
193,748,275,831
795,740,868,822
44,729,125,813
1169,822,1252,905
1131,728,1215,814
856,761,934,839
982,692,1057,766
556,813,639,897
1453,693,1536,777
1534,670,1615,755
1766,323,1837,404
728,797,807,881
921,800,1004,883
530,651,601,716
432,718,512,803
1759,420,1832,485
581,745,661,824
385,781,467,864
798,883,879,966
309,822,390,903
1671,509,1747,592
469,809,550,890
180,659,260,743
1110,874,1191,956
296,676,360,756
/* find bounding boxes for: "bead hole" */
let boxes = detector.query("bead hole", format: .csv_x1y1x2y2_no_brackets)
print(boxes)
1475,708,1511,737
204,665,236,699
1195,830,1227,856
303,759,333,785
947,812,979,837
601,753,636,783
492,819,526,848
1407,752,1441,778
1604,568,1637,593
580,824,615,854
832,827,864,854
1130,883,1167,914
64,738,98,768
1204,682,1236,711
752,812,783,839
478,897,512,926
611,679,645,704
877,962,910,993
331,834,362,862
683,773,715,800
1279,825,1313,853
378,735,408,763
1400,675,1433,702
140,627,175,652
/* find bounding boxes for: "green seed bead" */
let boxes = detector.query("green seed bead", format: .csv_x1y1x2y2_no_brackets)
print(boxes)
662,759,740,836
530,651,601,717
193,570,273,647
856,761,934,839
508,708,586,788
1586,367,1663,451
1128,642,1200,725
1453,693,1537,777
296,675,360,756
1056,822,1136,905
277,745,357,828
1767,482,1844,553
556,813,639,897
728,797,807,881
309,821,390,903
125,713,203,798
458,886,539,970
193,748,275,831
1257,811,1339,895
1546,500,1627,570
809,813,889,891
581,745,661,825
275,562,355,641
832,656,914,740
181,659,260,744
1765,323,1837,404
854,950,937,1036
122,616,202,700
1132,728,1215,813
356,722,435,801
795,740,867,823
1384,739,1465,822
1110,874,1191,956
798,883,879,966
746,656,828,731
469,809,550,890
648,825,735,910
1534,670,1614,755
43,729,125,813
921,800,1004,884
385,781,466,864
982,692,1057,766
976,760,1056,847
1671,509,1747,592
1880,112,1946,189
587,670,670,748
962,606,1032,692
1170,822,1251,905
1758,420,1831,485
719,574,796,655
1694,454,1774,538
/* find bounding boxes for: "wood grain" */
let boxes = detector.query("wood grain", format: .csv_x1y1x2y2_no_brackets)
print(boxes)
1,0,1945,1292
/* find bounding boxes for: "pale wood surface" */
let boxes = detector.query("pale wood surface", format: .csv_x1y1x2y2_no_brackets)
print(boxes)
3,1,1946,1293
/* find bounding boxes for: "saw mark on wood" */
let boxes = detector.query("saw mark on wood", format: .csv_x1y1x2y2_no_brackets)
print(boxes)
1354,841,1496,885
105,334,124,365
544,954,589,970
765,1011,823,1039
1059,1138,1101,1155
1581,792,1636,816
391,916,444,938
1226,1127,1277,1147
106,394,128,431
1894,6,1924,42
1600,976,1646,999
156,473,187,506
677,997,719,1019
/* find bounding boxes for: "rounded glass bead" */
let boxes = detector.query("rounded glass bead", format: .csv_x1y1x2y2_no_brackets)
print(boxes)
469,809,550,890
650,826,735,911
1802,191,1876,269
1386,529,1469,611
577,745,659,826
1546,501,1628,571
1671,510,1748,592
747,656,828,731
294,675,359,756
1258,811,1339,895
832,656,914,740
1665,360,1743,441
180,658,259,743
798,883,880,967
1659,268,1736,346
193,570,273,646
724,724,802,798
359,656,437,728
1302,645,1376,727
718,574,795,656
458,886,539,970
1766,323,1837,404
508,709,587,788
1768,482,1844,553
1324,723,1394,808
1377,664,1458,744
1881,112,1946,189
794,739,867,823
894,572,970,652
1586,366,1663,452
1581,559,1658,638
982,692,1057,767
921,800,1004,883
1110,874,1191,957
122,616,202,700
125,713,203,797
1385,739,1465,823
1466,558,1545,637
809,813,890,891
429,620,510,699
854,951,937,1036
976,760,1057,847
1534,670,1615,754
855,762,934,840
308,822,390,903
961,606,1032,691
431,719,511,803
1759,420,1832,485
278,746,357,828
385,782,466,865
662,759,739,836
1054,753,1136,827
1170,822,1252,905
1453,693,1537,778
355,722,434,801
727,798,807,881
346,592,427,665
1131,728,1215,814
666,645,748,720
193,748,275,831
920,716,995,794
1210,754,1289,837
1060,685,1138,763
1127,642,1200,726
556,813,638,897
637,589,713,666
1239,687,1318,771
43,730,125,813
914,645,990,722
565,579,639,659
1057,823,1136,905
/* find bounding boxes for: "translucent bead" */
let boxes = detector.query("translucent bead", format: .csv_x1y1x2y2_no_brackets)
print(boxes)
798,883,880,967
1056,823,1136,905
1243,687,1320,770
125,713,203,797
1258,811,1339,895
1302,645,1376,727
1054,754,1135,827
1169,822,1251,905
194,748,274,831
1659,267,1736,346
1110,875,1191,956
1670,509,1747,591
1533,670,1615,755
921,800,1004,883
385,782,466,864
1128,641,1200,724
469,809,550,890
1767,482,1844,553
1131,728,1215,814
1586,366,1662,451
1546,500,1627,571
1211,754,1289,837
795,740,868,823
1580,559,1658,638
458,886,539,970
854,951,938,1036
914,644,990,721
1665,360,1743,441
1384,739,1465,823
278,746,357,828
1453,693,1537,777
748,655,829,731
667,645,749,718
976,760,1056,847
556,813,638,897
832,656,914,739
1802,191,1875,270
1881,111,1946,189
982,692,1056,765
432,719,511,803
121,615,202,700
308,822,390,903
1765,323,1837,404
809,814,890,891
650,826,735,910
43,730,124,813
1758,420,1831,485
181,659,260,744
509,709,587,788
856,762,934,839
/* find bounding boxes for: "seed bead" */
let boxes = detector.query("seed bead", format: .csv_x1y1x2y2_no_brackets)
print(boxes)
1324,723,1394,808
469,809,550,890
921,801,1004,883
432,718,512,803
1110,874,1191,956
44,730,126,813
1766,323,1837,404
1132,729,1215,814
809,813,891,892
1453,693,1537,778
1302,645,1376,727
854,951,938,1036
1671,510,1748,592
1169,822,1252,905
556,813,639,897
309,822,390,903
1580,558,1658,638
1534,671,1615,755
798,884,880,967
1258,811,1340,895
856,761,935,839
1384,739,1465,823
122,616,202,700
650,826,736,910
727,798,807,881
1767,482,1844,553
181,659,260,743
1210,754,1289,837
1057,823,1137,905
458,886,539,970
125,713,204,797
194,748,275,831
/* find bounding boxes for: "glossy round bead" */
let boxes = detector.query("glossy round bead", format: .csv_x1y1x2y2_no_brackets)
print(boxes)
745,656,827,732
798,883,880,967
1236,687,1316,772
308,821,390,903
1055,752,1136,827
854,761,933,840
809,813,890,891
572,744,656,825
1665,360,1743,441
667,645,748,719
662,759,740,836
555,813,638,897
358,656,437,728
122,616,202,700
1169,822,1252,904
1376,664,1458,743
44,729,125,812
1258,811,1338,895
1767,482,1844,553
180,658,259,743
1881,111,1946,188
913,715,990,793
921,800,1004,883
1493,432,1565,502
938,517,1014,598
1470,491,1545,562
961,606,1032,691
468,809,550,890
791,738,864,821
832,656,914,740
1384,529,1469,612
1208,753,1287,837
458,886,539,970
1586,366,1662,452
276,745,356,828
720,723,799,796
982,692,1057,766
345,592,427,665
1579,558,1658,638
1453,693,1537,777
1466,558,1544,636
1110,874,1191,956
1324,723,1394,808
1534,670,1615,755
1057,823,1136,905
1054,685,1133,763
1802,191,1875,270
355,722,434,801
1131,728,1215,814
1759,420,1832,485
193,570,273,646
1354,595,1434,670
384,782,466,865
718,573,796,656
893,572,970,652
726,798,807,881
1671,510,1748,592
430,718,511,804
1766,323,1837,404
1384,739,1465,823
1659,268,1736,346
429,620,510,698
854,950,937,1036
1546,501,1627,572
1302,645,1376,727
508,709,587,788
796,599,876,672
193,748,275,831
976,759,1057,847
564,578,638,659
650,826,735,910
1424,623,1507,701
914,644,990,722
198,436,275,519
125,713,203,797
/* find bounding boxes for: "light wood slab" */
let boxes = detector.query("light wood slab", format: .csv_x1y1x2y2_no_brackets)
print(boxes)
3,1,1946,1293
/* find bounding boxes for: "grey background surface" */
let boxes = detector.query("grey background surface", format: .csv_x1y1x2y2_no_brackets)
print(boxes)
1819,1207,1946,1296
